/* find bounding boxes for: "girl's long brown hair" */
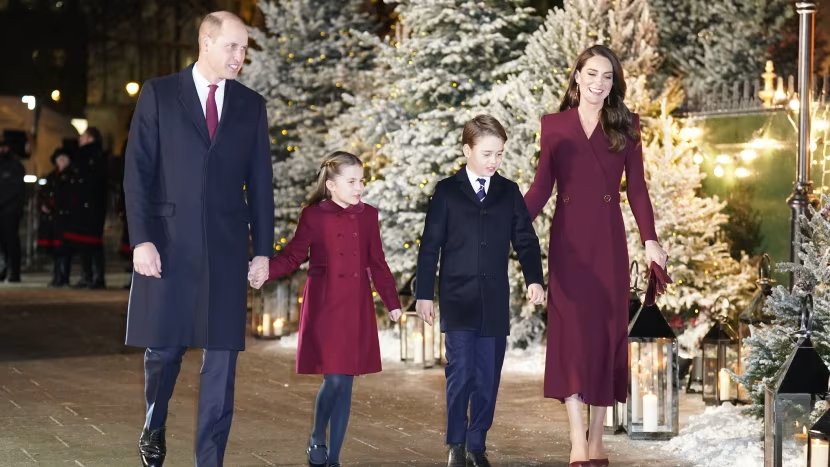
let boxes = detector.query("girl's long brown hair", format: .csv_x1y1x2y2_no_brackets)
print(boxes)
559,44,639,153
307,151,363,205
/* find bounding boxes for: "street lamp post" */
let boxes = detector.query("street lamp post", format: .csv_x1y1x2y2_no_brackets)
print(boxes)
788,2,819,270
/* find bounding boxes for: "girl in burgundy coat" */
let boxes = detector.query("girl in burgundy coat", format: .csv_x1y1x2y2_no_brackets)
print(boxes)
523,45,668,466
255,151,402,467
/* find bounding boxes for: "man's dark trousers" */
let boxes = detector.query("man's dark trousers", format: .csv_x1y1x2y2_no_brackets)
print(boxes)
143,347,238,466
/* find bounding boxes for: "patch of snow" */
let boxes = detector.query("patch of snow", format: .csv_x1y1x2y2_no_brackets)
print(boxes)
663,403,805,467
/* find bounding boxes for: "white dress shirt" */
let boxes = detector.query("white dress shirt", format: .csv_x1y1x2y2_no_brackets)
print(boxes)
192,62,226,121
466,166,490,196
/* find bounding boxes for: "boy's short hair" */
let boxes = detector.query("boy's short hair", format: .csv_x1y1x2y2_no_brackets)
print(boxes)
462,114,507,147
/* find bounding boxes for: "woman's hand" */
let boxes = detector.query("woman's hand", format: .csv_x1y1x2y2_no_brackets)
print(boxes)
645,240,668,269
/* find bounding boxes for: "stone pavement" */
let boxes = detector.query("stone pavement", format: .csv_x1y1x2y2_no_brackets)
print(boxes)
0,284,696,467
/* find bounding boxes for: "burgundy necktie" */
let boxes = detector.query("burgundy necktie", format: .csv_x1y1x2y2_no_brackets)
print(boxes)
206,84,218,141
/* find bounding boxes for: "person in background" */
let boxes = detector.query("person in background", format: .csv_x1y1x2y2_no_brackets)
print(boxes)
0,140,26,283
64,126,109,289
38,148,76,287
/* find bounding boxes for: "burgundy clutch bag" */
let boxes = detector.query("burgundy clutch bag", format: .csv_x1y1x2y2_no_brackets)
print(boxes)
644,262,672,306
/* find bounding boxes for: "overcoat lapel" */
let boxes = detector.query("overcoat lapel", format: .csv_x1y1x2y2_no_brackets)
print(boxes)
177,66,211,146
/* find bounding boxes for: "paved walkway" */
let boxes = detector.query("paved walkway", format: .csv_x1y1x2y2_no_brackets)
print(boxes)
0,284,696,466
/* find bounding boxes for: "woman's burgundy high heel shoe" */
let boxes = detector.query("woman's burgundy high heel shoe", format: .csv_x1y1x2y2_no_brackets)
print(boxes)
590,459,610,467
568,463,591,467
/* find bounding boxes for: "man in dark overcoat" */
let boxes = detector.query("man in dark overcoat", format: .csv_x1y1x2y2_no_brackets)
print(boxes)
124,11,274,467
64,127,108,288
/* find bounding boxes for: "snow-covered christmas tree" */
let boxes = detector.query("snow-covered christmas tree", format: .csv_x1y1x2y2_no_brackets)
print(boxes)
738,200,830,418
649,0,793,100
243,0,380,244
353,0,538,276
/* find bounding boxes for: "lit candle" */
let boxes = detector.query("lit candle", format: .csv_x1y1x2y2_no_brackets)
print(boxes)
631,372,641,423
262,313,272,337
414,332,424,364
796,425,809,460
274,318,284,336
719,369,731,401
642,392,658,432
811,438,829,467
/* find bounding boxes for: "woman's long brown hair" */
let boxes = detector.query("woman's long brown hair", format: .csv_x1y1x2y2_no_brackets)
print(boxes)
559,44,639,153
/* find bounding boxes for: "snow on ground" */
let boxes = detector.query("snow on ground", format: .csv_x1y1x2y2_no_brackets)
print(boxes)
663,403,804,467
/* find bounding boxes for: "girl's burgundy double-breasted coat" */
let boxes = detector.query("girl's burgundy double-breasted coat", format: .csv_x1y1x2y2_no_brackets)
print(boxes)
268,200,401,376
524,109,658,406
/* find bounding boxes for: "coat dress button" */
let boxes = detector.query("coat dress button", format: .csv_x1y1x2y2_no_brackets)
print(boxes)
352,232,358,237
563,196,570,203
604,194,612,203
480,241,487,247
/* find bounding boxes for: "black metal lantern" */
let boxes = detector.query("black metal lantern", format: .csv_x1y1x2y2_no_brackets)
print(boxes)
701,297,740,405
626,299,680,439
398,277,443,368
250,276,293,339
808,408,830,467
764,294,830,467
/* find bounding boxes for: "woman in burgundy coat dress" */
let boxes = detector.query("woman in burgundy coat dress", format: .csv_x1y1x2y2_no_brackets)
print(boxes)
259,152,402,467
524,45,668,466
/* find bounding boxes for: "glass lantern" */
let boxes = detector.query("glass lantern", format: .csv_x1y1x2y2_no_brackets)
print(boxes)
398,277,443,368
701,318,740,406
587,402,625,435
764,295,830,467
626,301,679,440
808,408,830,467
251,276,292,339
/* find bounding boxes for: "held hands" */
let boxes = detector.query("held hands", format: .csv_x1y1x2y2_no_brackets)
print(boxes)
527,283,545,305
388,308,403,322
645,240,669,269
134,242,162,278
247,256,269,289
416,299,435,326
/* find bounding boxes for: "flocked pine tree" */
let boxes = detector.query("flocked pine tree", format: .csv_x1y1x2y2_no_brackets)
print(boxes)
352,0,538,278
738,200,830,418
648,0,793,101
243,0,380,244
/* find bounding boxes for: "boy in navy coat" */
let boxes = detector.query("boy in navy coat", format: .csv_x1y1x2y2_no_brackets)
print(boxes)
416,115,545,467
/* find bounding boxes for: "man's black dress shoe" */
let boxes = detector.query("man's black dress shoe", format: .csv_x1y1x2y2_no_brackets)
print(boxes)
467,450,492,467
139,426,166,467
447,443,466,467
